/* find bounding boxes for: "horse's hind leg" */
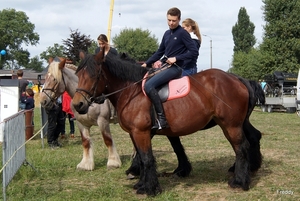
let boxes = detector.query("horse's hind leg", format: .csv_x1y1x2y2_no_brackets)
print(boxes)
167,136,192,177
243,119,262,172
100,120,121,169
126,149,140,178
229,119,263,173
226,128,251,190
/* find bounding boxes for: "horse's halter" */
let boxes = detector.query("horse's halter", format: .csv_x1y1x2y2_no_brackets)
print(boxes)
42,72,66,103
75,63,106,105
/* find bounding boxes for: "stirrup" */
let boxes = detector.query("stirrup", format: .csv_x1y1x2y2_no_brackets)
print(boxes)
152,119,169,131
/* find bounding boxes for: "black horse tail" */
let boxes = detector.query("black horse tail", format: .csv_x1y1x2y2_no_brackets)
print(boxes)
230,74,263,172
248,80,265,106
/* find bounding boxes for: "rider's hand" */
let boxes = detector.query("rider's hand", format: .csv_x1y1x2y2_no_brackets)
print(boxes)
167,57,176,64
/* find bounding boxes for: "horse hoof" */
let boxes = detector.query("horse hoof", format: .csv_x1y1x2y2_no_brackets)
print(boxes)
136,187,146,195
127,173,137,180
107,158,122,169
228,179,249,191
133,181,143,190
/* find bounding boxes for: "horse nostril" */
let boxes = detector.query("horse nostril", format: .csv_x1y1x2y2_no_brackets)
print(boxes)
73,101,87,114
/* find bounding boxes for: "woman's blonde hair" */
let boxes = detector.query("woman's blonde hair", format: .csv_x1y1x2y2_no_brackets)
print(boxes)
182,18,202,43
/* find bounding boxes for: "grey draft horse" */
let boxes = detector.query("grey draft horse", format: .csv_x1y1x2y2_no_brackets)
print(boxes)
39,57,121,170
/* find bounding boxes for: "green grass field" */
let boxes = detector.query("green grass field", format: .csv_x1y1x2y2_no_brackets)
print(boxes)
1,107,299,200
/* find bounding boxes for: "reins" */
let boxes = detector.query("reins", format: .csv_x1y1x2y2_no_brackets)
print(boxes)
93,63,172,104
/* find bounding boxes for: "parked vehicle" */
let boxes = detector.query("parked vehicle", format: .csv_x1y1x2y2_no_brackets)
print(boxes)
261,71,297,113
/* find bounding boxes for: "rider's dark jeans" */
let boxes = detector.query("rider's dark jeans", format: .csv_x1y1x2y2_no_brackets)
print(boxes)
144,65,182,94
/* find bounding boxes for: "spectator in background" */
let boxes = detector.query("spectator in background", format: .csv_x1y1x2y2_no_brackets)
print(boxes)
61,91,75,139
260,80,267,90
95,34,118,56
20,88,35,126
95,34,118,120
17,69,29,110
46,95,65,149
181,18,201,76
20,88,35,110
17,69,29,97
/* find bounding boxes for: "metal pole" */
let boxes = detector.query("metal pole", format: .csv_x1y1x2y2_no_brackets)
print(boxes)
107,0,115,43
209,39,212,69
203,34,212,69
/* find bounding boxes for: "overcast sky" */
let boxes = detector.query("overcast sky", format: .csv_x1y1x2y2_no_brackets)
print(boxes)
3,0,265,71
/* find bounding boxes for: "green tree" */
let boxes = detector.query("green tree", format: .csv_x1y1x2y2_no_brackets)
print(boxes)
232,7,256,53
0,9,39,69
230,7,257,78
27,56,43,72
62,29,93,64
260,0,300,74
112,28,159,61
88,40,98,54
40,43,65,63
230,49,264,80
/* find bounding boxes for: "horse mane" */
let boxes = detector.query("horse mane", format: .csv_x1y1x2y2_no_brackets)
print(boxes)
65,63,77,71
76,54,97,77
104,52,148,82
48,61,62,83
48,61,77,83
76,52,148,82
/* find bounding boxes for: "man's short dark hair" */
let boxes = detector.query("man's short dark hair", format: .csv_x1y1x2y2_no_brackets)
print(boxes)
167,7,181,19
17,69,24,77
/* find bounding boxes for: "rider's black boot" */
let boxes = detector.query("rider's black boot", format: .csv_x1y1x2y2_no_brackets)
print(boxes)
148,88,169,130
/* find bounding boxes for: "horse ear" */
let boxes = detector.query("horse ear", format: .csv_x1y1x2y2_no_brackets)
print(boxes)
59,58,66,69
48,57,54,64
79,51,85,60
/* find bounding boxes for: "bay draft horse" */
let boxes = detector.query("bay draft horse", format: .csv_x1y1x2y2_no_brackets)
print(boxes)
72,50,263,196
40,57,121,170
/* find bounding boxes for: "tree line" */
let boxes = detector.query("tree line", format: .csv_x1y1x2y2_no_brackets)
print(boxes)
1,0,300,81
230,0,300,80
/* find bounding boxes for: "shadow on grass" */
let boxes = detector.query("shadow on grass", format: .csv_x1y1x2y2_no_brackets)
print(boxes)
120,151,278,193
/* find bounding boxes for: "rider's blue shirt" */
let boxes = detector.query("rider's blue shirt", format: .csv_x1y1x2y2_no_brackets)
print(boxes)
145,25,199,67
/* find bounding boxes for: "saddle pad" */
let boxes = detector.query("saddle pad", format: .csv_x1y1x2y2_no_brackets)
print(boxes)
142,73,190,101
167,76,190,100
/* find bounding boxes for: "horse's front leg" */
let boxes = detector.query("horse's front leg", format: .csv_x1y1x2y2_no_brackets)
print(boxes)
131,132,161,196
126,136,192,178
99,119,121,169
76,123,94,170
126,133,157,177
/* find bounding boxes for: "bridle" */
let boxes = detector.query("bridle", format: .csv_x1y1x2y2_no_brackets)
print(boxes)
42,71,66,103
75,63,106,106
